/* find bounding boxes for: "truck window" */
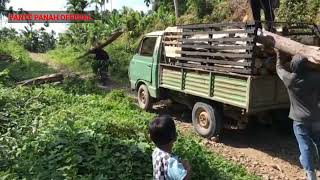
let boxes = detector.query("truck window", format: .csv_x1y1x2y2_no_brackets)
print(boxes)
139,37,157,57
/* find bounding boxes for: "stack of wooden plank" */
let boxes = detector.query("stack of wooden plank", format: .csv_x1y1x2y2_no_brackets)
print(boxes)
162,26,182,59
162,23,256,75
162,22,320,75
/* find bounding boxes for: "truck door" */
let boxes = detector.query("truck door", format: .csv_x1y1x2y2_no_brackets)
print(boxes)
130,36,158,83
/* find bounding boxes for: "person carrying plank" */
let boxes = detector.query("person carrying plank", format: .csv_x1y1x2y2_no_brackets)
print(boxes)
250,0,279,32
91,47,110,86
276,52,320,180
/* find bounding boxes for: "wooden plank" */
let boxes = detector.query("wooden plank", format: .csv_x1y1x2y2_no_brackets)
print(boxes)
286,25,313,29
285,32,317,36
182,29,255,36
176,62,252,74
163,41,181,45
164,35,182,39
160,63,251,78
164,46,181,58
181,44,253,50
180,37,254,43
17,73,64,86
175,57,252,66
164,26,183,33
176,50,253,58
179,22,253,29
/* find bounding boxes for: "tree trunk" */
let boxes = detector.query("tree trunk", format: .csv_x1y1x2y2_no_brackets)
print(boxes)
257,30,320,64
173,0,179,18
78,29,123,59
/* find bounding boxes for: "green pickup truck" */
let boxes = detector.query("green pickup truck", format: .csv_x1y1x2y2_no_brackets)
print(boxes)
128,23,318,138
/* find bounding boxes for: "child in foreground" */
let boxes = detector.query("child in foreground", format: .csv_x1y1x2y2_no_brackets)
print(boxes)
149,115,192,180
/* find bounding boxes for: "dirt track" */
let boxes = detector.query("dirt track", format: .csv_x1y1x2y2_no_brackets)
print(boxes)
152,101,318,180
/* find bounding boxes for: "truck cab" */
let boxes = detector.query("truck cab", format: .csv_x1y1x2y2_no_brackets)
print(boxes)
129,31,163,109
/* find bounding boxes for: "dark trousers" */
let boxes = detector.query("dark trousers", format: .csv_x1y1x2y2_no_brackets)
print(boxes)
250,0,275,29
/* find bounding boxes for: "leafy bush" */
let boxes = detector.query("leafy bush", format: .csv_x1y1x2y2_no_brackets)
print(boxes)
0,26,56,53
0,27,18,42
0,78,258,179
278,0,320,23
20,26,56,53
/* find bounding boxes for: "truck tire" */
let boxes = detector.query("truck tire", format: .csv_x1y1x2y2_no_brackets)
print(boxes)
137,84,152,111
192,102,222,138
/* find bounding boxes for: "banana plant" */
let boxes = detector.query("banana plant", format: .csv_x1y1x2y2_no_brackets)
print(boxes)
67,0,89,12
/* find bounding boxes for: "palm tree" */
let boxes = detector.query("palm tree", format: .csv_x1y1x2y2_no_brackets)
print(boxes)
173,0,179,18
108,0,112,11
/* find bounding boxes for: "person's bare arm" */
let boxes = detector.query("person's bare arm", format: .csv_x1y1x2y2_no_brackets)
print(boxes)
182,160,192,180
275,50,291,81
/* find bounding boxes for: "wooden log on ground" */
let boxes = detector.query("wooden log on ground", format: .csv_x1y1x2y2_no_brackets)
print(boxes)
17,73,64,86
256,30,320,64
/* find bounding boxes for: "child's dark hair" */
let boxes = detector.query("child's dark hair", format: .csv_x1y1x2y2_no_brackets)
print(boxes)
149,115,177,146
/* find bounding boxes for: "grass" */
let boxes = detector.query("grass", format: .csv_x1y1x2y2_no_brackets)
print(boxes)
47,46,93,74
0,41,55,82
0,77,259,179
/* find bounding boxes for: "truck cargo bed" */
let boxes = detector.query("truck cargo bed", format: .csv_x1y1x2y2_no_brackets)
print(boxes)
159,65,289,114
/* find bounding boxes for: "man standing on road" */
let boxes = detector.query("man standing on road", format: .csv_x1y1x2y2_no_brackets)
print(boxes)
276,53,320,180
250,0,278,32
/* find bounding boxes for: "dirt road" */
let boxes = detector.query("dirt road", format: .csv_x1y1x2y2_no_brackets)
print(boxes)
152,102,312,180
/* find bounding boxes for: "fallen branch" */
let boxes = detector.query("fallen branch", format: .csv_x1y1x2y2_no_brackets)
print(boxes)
17,73,64,86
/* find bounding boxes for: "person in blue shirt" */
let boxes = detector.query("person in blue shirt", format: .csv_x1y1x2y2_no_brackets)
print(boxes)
149,115,192,180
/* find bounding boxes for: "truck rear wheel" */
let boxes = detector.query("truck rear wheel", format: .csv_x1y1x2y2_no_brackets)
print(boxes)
192,102,222,138
137,84,152,111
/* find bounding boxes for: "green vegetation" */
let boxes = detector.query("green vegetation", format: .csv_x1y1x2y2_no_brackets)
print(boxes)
0,26,56,53
0,0,319,179
0,41,55,82
0,77,258,179
278,0,320,23
20,25,56,53
106,35,138,82
47,46,93,74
